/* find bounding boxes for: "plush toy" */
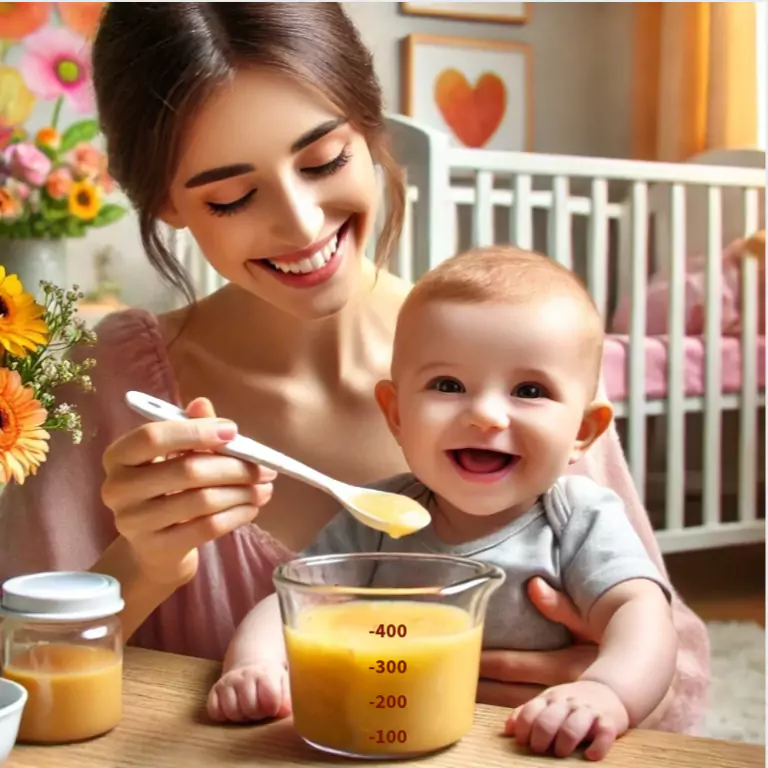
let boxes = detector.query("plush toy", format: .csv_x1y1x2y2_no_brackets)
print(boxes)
731,229,765,334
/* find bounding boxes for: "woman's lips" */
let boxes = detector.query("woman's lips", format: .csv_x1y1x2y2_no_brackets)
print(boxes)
248,219,350,289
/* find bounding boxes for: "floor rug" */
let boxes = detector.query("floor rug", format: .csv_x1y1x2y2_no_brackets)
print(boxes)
698,621,765,744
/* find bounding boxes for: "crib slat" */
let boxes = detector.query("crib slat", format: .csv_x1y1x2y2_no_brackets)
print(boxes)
738,188,760,523
548,176,572,268
587,178,609,320
666,183,686,531
511,174,533,249
472,171,494,247
628,181,648,502
703,186,723,527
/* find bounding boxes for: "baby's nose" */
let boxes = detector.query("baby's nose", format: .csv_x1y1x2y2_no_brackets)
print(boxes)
465,395,510,431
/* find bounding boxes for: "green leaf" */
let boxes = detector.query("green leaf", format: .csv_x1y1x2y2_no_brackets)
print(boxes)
92,204,127,227
60,120,101,152
37,144,58,163
65,217,86,237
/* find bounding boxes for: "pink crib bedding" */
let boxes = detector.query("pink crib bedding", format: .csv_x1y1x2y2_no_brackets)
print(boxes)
602,334,766,402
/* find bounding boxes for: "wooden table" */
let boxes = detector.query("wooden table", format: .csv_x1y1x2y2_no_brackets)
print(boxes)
6,647,764,767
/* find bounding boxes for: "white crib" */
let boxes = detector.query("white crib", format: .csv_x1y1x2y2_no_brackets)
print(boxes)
177,113,766,555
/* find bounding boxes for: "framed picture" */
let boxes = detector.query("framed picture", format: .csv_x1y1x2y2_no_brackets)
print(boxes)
401,2,530,25
401,34,533,152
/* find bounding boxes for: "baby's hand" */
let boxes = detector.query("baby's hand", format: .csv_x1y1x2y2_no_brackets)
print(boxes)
504,680,629,761
207,660,292,723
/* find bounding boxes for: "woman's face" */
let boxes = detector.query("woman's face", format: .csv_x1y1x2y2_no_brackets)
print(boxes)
164,68,380,320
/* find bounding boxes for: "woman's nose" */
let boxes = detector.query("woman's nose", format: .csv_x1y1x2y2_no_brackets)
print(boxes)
269,180,324,250
464,395,511,432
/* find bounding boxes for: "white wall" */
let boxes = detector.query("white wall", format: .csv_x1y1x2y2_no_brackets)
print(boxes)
84,1,635,312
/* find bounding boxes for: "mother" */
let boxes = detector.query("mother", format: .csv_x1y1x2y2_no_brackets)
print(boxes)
0,2,708,733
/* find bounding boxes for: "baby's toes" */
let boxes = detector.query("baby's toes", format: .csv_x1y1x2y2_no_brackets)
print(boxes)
553,707,597,758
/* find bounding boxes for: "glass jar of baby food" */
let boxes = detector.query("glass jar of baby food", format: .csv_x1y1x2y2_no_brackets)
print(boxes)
0,571,124,744
273,552,505,760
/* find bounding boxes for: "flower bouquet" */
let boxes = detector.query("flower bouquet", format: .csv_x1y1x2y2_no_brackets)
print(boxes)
0,122,125,238
0,266,95,485
1,9,127,238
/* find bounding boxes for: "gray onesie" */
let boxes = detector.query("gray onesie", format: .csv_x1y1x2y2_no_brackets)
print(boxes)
301,473,671,651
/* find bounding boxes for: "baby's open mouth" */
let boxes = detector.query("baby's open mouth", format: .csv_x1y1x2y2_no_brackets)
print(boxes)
449,449,518,474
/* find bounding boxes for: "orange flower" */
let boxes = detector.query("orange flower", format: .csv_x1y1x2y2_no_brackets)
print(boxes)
0,2,52,41
0,367,49,484
0,188,22,219
57,2,105,40
45,167,73,199
35,126,60,150
68,179,100,220
0,266,49,357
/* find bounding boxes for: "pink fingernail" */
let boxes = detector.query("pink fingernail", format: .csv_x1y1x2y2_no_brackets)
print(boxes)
216,424,237,441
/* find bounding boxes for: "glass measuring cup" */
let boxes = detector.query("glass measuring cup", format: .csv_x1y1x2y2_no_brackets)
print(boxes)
273,552,505,759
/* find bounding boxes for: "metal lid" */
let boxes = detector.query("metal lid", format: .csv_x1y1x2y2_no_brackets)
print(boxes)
0,572,124,622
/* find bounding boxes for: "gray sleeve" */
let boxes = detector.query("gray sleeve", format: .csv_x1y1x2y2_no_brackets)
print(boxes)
301,509,384,557
556,476,672,617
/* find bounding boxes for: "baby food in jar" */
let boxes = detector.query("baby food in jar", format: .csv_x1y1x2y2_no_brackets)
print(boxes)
284,600,484,757
0,571,124,744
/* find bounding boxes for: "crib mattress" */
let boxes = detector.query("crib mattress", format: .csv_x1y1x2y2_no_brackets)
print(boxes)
603,335,766,402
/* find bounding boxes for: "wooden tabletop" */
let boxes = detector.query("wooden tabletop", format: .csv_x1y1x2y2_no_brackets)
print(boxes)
6,646,765,767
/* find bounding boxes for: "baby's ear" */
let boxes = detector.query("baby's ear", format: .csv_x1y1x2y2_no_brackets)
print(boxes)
568,400,613,464
374,379,401,442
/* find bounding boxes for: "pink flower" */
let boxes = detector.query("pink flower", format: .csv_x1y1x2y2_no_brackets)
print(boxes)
17,27,94,114
3,142,52,187
70,142,103,179
45,167,73,200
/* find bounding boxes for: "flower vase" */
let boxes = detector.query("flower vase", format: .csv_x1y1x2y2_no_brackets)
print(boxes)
0,238,68,299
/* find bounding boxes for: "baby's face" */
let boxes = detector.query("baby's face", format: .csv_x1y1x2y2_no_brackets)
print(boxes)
379,298,605,518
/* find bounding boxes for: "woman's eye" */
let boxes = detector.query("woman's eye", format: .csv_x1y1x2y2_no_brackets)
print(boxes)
514,383,545,399
427,377,465,394
302,148,351,178
207,189,256,217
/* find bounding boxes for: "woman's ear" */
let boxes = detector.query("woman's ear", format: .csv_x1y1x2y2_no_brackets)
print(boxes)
569,401,613,464
374,379,401,442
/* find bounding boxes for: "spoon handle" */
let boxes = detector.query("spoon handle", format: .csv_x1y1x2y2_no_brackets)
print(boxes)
124,390,338,495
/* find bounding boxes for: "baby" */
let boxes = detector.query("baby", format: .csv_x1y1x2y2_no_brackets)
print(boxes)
207,246,677,761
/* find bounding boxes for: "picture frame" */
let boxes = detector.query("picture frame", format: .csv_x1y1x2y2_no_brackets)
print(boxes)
400,2,530,25
400,34,533,152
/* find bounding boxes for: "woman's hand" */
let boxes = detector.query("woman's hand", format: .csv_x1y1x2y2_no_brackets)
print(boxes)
101,397,276,587
477,578,602,708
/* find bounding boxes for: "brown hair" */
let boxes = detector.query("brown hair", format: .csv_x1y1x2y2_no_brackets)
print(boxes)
91,2,404,304
397,246,605,388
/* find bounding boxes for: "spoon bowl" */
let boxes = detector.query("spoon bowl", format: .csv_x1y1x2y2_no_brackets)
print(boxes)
125,391,431,538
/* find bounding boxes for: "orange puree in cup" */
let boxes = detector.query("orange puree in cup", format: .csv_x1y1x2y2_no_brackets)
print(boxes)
284,600,483,756
3,643,122,743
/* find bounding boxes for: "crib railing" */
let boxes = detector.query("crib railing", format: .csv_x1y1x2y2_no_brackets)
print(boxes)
383,114,765,553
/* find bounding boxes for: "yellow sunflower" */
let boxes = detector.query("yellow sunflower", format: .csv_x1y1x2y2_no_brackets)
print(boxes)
68,180,101,221
0,367,49,485
0,266,49,358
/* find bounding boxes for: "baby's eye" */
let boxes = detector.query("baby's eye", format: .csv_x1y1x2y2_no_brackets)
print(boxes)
427,377,465,394
514,383,546,399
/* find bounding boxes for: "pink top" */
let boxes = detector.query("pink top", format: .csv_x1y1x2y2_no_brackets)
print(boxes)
0,308,709,734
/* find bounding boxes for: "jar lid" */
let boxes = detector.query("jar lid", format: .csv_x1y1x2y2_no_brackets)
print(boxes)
0,572,124,622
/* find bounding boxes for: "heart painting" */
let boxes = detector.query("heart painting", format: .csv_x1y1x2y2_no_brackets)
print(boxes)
434,68,507,148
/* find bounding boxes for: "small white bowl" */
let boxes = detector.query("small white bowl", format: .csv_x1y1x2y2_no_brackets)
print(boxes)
0,677,27,765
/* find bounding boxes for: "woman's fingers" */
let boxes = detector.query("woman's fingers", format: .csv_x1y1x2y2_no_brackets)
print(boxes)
117,484,267,537
107,452,276,510
479,645,598,688
526,578,598,643
103,417,238,472
157,500,268,554
477,679,543,709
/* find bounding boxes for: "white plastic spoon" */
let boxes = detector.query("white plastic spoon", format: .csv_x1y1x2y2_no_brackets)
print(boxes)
124,391,430,539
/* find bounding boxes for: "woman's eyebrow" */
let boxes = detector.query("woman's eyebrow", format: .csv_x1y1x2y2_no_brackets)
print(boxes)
184,118,348,189
291,117,347,152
